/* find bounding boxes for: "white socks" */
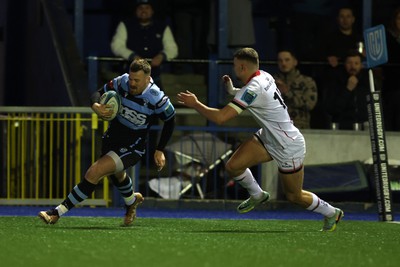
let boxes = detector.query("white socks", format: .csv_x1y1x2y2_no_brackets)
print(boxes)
124,193,136,206
55,204,68,217
233,168,264,198
307,193,336,217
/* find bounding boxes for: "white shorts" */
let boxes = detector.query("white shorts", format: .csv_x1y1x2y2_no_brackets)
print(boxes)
255,129,306,173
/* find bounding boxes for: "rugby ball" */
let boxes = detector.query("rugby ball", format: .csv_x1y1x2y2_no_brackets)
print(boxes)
99,91,122,121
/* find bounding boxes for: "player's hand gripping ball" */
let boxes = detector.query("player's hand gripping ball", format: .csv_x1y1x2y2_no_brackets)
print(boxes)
99,91,122,121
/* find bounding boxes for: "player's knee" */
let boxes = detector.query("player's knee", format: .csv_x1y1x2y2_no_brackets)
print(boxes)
225,161,241,177
84,168,95,182
225,161,233,174
84,164,102,184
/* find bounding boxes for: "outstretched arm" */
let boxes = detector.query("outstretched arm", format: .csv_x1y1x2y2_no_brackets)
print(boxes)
177,90,238,125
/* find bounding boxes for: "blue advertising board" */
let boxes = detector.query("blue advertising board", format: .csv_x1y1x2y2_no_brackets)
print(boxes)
363,25,388,68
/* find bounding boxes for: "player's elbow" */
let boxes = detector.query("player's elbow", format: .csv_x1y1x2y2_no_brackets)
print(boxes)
213,107,236,125
214,117,228,125
214,120,224,125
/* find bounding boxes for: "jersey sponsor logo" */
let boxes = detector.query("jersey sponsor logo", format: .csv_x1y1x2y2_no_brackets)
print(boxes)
241,90,257,105
163,103,175,117
120,106,147,125
149,88,159,96
265,79,274,89
157,96,168,108
281,162,292,168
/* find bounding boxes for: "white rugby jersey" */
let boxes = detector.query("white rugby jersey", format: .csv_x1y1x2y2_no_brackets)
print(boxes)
228,70,302,148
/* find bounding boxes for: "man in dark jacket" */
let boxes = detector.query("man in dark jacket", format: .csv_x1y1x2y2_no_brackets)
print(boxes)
326,50,371,130
111,0,178,88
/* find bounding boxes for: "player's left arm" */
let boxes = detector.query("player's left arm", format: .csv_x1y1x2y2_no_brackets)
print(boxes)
177,90,239,125
154,115,175,171
157,115,175,152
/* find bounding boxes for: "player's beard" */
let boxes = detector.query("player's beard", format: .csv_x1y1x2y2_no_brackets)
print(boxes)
129,86,139,95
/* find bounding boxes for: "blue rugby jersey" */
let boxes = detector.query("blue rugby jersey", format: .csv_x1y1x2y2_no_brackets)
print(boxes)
104,73,175,131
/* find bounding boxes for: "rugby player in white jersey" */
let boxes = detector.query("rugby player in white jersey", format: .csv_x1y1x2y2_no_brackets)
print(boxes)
177,47,343,231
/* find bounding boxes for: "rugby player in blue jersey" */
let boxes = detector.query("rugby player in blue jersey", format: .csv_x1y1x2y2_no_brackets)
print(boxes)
39,59,176,226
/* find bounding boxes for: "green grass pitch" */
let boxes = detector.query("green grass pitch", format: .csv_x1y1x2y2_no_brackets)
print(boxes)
0,216,399,267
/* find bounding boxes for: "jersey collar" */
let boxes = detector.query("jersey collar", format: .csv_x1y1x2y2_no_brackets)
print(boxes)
246,70,261,84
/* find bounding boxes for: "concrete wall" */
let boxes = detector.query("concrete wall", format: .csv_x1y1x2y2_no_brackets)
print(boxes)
303,130,400,165
263,130,400,199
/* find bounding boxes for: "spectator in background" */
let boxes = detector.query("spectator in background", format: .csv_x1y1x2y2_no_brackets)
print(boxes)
382,7,400,131
325,50,372,130
323,7,363,68
110,0,178,89
274,50,318,129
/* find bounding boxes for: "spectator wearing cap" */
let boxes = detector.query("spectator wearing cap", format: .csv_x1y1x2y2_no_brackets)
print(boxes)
111,0,178,89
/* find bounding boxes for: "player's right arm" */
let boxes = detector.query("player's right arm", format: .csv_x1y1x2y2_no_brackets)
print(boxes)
177,90,238,125
90,86,113,119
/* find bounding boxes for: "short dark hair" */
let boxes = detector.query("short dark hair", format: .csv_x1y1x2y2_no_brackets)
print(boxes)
345,49,363,60
234,47,259,66
277,49,298,60
337,6,354,16
130,59,151,75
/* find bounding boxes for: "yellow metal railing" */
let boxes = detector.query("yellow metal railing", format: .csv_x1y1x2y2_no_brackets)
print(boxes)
0,107,110,206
